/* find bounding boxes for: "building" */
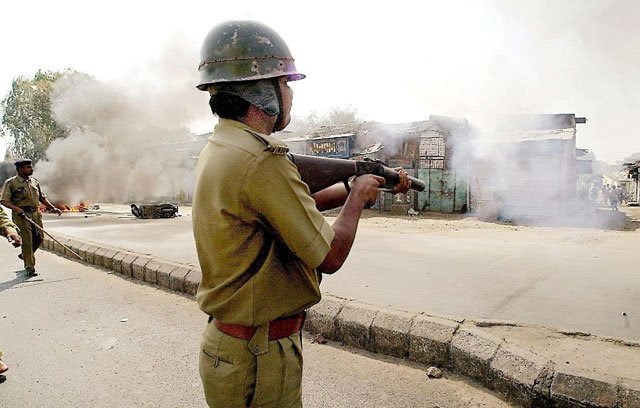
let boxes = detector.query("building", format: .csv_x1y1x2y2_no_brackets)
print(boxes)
283,116,472,213
467,114,585,220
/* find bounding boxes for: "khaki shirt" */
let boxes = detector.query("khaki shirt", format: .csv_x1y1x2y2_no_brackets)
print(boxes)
1,176,46,208
193,119,335,326
0,206,18,237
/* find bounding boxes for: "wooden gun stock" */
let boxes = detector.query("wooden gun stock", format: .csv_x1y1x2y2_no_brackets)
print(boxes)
288,154,426,195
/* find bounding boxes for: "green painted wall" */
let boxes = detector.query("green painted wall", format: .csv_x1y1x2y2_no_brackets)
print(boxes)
417,169,467,213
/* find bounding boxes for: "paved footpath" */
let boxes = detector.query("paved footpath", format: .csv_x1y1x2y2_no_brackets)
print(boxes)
0,249,511,408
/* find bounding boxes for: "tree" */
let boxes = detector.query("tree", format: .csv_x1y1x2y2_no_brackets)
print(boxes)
327,105,359,126
289,105,361,134
1,69,69,162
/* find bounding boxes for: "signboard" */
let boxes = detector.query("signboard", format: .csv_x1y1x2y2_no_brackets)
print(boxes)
419,158,445,169
309,136,352,158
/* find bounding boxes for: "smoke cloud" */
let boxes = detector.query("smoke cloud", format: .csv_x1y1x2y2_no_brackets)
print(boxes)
38,31,209,204
406,0,640,163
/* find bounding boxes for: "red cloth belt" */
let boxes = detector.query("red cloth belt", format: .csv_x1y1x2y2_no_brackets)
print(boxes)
214,313,305,341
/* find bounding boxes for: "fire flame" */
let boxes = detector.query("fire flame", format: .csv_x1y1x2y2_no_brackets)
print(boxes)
51,202,89,212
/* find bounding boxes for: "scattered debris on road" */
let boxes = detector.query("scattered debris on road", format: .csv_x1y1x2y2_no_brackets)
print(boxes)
426,367,442,379
130,203,179,219
311,334,328,344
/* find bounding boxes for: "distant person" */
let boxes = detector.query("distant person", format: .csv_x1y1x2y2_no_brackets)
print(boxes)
0,159,61,277
191,20,409,407
601,185,609,206
617,187,625,206
578,185,588,201
609,187,619,211
1,204,21,383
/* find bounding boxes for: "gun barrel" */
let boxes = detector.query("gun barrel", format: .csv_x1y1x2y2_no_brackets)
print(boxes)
289,153,426,194
356,161,426,192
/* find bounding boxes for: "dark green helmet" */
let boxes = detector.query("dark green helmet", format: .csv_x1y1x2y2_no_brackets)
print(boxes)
197,20,305,91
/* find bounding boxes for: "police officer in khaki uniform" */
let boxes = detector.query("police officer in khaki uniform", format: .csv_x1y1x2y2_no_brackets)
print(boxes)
0,204,21,247
0,205,21,380
1,159,61,276
193,21,409,407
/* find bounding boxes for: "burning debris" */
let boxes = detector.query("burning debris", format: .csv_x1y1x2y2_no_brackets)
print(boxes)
54,202,89,212
130,203,178,219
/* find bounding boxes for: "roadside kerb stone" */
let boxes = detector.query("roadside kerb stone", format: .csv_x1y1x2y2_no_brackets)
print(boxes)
550,367,618,407
93,247,110,269
50,236,61,253
184,269,202,295
100,248,119,270
335,301,380,351
111,251,131,274
42,236,52,250
488,342,551,407
131,255,153,281
305,296,346,341
155,262,181,289
82,243,101,266
168,265,190,292
371,309,416,358
120,253,139,278
63,237,84,260
53,236,71,257
619,377,640,408
408,314,460,367
451,325,502,384
143,259,166,284
75,242,92,263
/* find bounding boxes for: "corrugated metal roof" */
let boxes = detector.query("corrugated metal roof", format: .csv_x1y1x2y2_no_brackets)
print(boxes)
282,133,356,142
467,128,575,145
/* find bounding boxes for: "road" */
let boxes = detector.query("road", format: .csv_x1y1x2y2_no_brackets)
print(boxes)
42,206,640,341
0,249,510,407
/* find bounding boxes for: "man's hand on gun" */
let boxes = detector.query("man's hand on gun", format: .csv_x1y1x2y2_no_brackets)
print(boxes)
351,175,385,208
349,168,409,209
391,168,411,195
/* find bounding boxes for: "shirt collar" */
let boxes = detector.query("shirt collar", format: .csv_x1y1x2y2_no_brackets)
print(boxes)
216,118,282,146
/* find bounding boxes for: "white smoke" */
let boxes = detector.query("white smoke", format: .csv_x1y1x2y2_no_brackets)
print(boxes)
38,31,209,204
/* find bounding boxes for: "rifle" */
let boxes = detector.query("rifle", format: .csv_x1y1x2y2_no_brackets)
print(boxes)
288,154,426,195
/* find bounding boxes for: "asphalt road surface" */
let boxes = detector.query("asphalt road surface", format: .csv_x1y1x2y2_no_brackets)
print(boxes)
0,249,511,407
42,208,640,341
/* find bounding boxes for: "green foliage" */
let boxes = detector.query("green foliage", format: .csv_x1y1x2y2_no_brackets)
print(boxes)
0,161,12,186
289,105,361,133
1,69,69,162
327,105,359,126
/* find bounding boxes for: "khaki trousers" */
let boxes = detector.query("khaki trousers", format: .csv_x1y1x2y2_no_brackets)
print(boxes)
13,212,43,271
199,321,303,408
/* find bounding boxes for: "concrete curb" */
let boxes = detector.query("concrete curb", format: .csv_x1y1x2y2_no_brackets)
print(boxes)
42,234,639,408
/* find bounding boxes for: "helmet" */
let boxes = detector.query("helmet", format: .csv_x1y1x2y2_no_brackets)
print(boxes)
197,20,305,91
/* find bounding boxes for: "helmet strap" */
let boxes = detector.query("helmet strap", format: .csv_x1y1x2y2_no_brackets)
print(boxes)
272,78,284,132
